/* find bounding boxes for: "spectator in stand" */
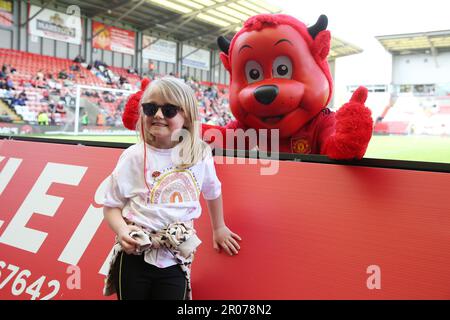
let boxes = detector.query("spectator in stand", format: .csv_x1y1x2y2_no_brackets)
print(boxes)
119,75,127,86
96,112,105,126
48,103,55,113
70,64,80,72
126,66,136,74
94,60,107,69
49,112,56,126
58,69,68,80
11,93,26,107
73,54,85,63
55,103,66,114
0,65,6,79
41,90,49,102
36,69,45,81
0,64,15,77
81,111,89,126
106,114,114,126
122,82,132,91
18,90,27,100
107,69,115,84
37,111,49,126
5,77,14,90
35,79,46,89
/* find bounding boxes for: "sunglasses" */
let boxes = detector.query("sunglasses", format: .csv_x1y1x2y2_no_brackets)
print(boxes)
142,102,181,119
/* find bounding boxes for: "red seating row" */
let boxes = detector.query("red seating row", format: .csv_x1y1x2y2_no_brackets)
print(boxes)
0,49,100,85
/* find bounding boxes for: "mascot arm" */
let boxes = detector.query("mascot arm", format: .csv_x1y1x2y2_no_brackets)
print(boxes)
322,86,373,160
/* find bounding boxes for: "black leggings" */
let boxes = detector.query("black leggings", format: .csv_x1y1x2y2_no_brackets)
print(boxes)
113,252,187,300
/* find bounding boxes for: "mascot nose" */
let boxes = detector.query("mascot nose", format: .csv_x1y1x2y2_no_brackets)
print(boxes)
254,85,279,105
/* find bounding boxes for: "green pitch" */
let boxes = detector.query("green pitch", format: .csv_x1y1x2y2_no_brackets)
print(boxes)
365,135,450,163
26,134,450,164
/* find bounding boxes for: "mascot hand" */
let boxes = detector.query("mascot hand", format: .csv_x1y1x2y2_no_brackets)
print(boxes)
324,86,373,160
122,78,150,130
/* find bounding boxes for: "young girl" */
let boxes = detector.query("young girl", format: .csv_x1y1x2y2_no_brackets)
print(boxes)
102,76,241,300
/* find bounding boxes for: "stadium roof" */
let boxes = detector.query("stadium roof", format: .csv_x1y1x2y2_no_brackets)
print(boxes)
51,0,280,48
376,30,450,55
329,37,362,60
42,0,362,58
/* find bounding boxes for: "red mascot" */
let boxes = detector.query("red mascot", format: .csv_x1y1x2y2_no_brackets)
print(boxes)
122,14,373,159
202,14,373,159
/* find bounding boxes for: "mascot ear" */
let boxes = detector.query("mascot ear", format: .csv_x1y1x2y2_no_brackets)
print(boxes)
312,30,331,61
219,52,231,73
217,36,231,73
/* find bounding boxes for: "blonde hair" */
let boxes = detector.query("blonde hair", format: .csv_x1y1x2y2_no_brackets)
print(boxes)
136,76,209,169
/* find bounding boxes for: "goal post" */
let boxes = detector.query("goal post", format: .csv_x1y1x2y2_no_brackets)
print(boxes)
71,84,135,136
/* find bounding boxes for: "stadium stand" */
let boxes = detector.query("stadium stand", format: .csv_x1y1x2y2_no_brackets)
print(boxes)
373,94,450,136
374,29,450,136
0,48,233,128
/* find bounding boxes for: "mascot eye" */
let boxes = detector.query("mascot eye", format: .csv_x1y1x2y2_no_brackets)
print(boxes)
273,56,292,79
245,60,264,83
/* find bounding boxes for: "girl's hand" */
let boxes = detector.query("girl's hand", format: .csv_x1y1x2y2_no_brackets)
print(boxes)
213,226,242,256
117,225,142,255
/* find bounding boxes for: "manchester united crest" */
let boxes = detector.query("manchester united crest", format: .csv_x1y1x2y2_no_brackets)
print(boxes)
291,138,311,154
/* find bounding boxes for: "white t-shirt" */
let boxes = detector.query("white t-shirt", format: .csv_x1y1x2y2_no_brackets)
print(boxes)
103,142,222,268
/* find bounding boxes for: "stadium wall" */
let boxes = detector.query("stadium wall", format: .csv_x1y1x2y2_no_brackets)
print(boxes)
0,27,12,49
393,52,450,85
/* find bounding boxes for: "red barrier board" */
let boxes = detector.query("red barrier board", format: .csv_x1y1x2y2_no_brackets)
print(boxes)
0,140,449,299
